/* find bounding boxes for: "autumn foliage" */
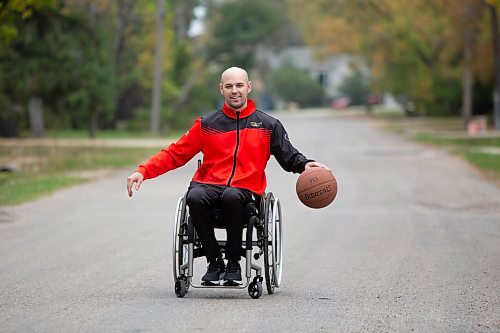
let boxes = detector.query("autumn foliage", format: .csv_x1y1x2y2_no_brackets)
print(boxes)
288,0,499,116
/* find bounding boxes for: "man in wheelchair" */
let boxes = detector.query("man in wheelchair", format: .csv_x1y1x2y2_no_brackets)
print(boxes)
127,67,329,284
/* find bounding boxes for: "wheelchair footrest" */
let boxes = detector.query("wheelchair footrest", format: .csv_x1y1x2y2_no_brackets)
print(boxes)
223,280,242,286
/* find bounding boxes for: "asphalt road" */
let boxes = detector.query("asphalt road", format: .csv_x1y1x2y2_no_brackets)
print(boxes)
1,110,500,332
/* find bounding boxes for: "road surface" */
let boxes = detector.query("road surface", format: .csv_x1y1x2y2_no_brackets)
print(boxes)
1,110,500,332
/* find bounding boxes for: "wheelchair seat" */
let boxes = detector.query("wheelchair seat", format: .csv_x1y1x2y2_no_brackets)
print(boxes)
209,199,260,229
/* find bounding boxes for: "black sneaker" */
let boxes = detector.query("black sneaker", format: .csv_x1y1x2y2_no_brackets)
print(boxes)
201,258,225,282
225,260,242,281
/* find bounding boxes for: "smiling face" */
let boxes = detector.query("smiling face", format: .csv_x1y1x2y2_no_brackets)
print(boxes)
220,67,252,111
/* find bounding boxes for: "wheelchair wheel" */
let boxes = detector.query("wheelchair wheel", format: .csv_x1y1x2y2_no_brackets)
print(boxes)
175,278,188,298
172,195,190,289
248,278,263,299
263,193,283,294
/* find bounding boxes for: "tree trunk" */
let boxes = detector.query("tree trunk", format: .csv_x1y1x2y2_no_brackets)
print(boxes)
174,2,187,42
89,111,98,139
28,96,45,137
150,0,165,134
462,61,473,126
462,27,475,127
490,4,500,131
114,0,136,124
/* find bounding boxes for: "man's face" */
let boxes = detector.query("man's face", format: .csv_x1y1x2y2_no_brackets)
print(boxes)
220,70,252,111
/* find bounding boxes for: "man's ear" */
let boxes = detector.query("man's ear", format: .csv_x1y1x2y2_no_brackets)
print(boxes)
248,80,252,93
219,83,223,94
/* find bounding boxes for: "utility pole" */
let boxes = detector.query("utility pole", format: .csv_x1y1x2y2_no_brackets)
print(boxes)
150,0,165,134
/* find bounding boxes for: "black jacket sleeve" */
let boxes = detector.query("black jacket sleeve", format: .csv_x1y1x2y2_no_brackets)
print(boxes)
270,119,314,174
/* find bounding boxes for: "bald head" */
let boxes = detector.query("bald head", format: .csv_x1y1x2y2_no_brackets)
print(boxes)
219,67,252,111
221,67,249,84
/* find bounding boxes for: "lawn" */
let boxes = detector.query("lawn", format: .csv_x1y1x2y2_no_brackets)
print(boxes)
0,144,162,206
372,112,500,183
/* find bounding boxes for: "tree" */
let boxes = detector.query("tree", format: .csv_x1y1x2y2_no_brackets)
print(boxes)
0,0,57,47
338,69,370,107
150,0,165,134
0,0,58,137
270,63,325,107
486,0,500,130
0,2,72,137
205,0,283,69
288,0,497,121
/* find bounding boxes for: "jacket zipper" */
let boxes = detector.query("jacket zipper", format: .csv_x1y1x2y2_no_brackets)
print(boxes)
227,111,240,186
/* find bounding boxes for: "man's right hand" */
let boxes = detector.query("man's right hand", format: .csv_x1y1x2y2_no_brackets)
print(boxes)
127,171,144,197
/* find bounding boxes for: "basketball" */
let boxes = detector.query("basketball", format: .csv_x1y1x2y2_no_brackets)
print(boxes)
296,167,337,209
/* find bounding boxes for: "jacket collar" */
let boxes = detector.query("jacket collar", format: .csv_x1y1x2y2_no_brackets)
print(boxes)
222,99,256,119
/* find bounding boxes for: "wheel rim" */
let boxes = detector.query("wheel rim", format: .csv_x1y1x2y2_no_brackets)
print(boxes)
172,196,189,284
172,197,183,283
263,193,275,294
272,198,283,288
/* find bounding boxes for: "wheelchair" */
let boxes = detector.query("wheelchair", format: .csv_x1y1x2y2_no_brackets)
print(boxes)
172,189,283,299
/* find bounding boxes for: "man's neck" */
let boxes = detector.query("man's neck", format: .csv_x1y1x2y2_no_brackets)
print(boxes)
222,99,256,119
226,101,247,112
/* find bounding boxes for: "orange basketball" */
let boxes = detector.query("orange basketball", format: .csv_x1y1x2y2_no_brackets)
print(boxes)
296,167,337,209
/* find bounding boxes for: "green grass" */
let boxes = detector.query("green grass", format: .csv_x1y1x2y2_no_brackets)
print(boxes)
371,111,500,182
414,133,500,147
464,151,500,172
44,129,184,139
412,131,500,180
0,173,86,206
0,145,162,206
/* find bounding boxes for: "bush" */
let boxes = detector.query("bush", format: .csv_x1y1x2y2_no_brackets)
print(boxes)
269,64,325,107
338,69,370,106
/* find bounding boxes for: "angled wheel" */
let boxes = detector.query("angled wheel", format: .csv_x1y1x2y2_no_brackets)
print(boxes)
248,280,263,299
172,194,190,289
263,193,283,294
175,278,188,298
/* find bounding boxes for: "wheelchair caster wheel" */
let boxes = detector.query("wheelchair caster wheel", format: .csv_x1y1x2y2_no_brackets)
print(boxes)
248,281,263,299
175,278,188,298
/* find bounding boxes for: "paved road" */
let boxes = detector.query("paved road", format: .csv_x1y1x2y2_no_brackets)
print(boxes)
1,110,500,332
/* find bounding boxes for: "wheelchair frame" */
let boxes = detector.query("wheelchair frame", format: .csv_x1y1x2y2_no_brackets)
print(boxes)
172,191,283,299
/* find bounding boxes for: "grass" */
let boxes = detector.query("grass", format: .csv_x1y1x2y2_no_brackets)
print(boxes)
0,173,86,206
413,134,500,147
0,145,162,206
372,111,500,183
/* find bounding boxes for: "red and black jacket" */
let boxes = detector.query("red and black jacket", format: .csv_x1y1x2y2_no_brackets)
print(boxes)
137,99,312,195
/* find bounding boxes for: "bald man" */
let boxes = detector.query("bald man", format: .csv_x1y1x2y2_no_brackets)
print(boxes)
127,67,329,283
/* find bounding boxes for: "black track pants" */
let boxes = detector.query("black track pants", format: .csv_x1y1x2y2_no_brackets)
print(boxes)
186,182,255,262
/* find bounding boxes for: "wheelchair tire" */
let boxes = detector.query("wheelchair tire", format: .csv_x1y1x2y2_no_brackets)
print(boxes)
175,278,188,298
248,280,263,299
263,193,283,294
173,195,190,289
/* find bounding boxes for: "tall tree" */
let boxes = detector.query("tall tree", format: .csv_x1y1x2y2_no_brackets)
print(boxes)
0,0,58,137
486,0,500,130
150,0,165,134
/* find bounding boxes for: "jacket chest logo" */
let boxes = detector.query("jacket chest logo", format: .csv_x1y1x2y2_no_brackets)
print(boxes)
250,121,262,128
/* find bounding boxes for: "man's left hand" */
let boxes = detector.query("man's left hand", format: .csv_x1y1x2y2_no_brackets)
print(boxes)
305,161,331,172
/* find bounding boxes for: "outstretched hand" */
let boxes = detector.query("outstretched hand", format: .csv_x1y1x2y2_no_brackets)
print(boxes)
127,171,144,197
305,161,331,172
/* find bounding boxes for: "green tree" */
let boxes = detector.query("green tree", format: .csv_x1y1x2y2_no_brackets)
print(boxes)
0,0,57,47
289,0,497,119
270,63,325,107
338,69,370,106
205,0,283,69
